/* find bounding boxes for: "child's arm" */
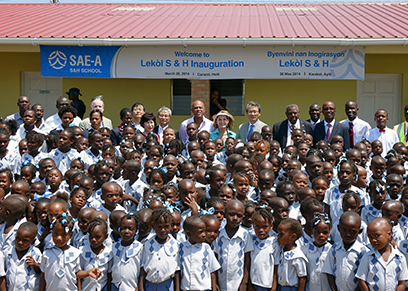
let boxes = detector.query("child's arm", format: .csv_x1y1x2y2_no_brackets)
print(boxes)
184,196,199,217
297,276,306,291
122,194,139,206
76,268,102,279
0,276,6,291
397,280,407,291
326,274,337,291
25,255,41,274
39,272,46,291
271,265,278,291
357,279,369,291
210,271,219,291
174,270,180,291
138,267,146,291
238,252,250,291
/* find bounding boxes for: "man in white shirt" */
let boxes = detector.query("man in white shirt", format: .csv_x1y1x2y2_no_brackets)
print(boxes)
340,101,371,148
32,104,52,134
79,96,113,130
180,100,214,142
306,103,322,125
365,109,399,157
45,96,81,130
5,96,31,127
237,101,267,142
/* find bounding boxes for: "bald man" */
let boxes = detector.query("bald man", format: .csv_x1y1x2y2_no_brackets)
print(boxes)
5,95,31,127
179,100,215,142
45,96,82,129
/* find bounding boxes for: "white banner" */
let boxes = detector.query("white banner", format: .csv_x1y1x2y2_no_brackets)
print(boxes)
111,46,364,80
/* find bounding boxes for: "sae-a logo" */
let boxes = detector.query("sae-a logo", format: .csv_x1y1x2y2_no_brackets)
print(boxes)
48,51,67,70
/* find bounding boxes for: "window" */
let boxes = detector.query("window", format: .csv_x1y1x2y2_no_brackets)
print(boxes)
210,79,245,116
171,79,191,115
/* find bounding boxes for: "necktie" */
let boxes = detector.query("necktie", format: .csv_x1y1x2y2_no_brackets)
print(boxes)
326,124,332,141
247,124,255,141
349,122,354,148
379,128,385,133
290,124,295,130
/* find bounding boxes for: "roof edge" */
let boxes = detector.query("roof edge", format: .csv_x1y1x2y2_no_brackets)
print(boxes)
1,37,408,46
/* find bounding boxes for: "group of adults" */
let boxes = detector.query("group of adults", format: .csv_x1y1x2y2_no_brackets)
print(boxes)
4,88,408,154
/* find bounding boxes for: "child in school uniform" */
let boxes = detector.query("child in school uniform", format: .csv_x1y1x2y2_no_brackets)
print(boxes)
297,198,323,248
111,213,143,291
0,196,27,252
356,217,408,290
381,200,405,246
276,218,308,291
249,206,280,291
139,207,180,291
213,200,253,291
178,179,200,223
121,159,145,213
399,185,408,238
79,218,113,291
301,214,332,291
361,179,386,225
3,221,42,290
180,216,220,291
268,197,290,239
34,197,50,240
201,214,220,247
39,214,100,291
72,207,95,249
98,182,126,218
322,212,369,291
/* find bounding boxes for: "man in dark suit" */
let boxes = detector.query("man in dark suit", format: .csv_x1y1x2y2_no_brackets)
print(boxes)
273,104,314,149
153,106,179,142
313,101,350,149
306,103,322,125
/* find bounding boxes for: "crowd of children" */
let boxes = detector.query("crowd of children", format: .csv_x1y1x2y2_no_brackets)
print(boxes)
1,101,408,291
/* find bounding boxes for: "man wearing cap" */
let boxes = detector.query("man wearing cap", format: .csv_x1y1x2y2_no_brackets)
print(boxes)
5,95,31,127
79,96,113,130
67,87,86,119
45,96,81,129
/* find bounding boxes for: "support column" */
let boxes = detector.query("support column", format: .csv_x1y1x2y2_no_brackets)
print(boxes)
191,79,210,118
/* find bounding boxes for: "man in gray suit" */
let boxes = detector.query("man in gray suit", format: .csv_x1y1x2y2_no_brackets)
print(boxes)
237,101,267,142
79,96,113,130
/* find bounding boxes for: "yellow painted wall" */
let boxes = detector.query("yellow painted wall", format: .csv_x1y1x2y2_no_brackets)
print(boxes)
1,52,407,133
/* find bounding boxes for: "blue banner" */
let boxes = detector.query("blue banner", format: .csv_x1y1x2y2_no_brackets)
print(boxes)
40,45,120,78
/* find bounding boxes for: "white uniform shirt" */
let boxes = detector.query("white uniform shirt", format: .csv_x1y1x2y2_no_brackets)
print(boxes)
180,240,220,290
121,179,147,213
0,149,17,171
5,245,42,290
393,224,405,246
277,245,308,287
356,246,408,291
71,231,88,249
0,220,22,252
48,148,80,175
301,242,332,291
340,117,372,145
214,151,228,166
213,226,254,291
141,235,180,284
297,232,314,248
111,240,143,290
98,204,126,219
80,148,101,169
45,113,81,130
14,151,49,175
250,235,280,288
40,246,81,291
180,116,215,142
331,220,369,246
79,241,113,291
364,127,399,157
322,240,369,291
85,188,103,209
399,214,408,239
361,204,382,226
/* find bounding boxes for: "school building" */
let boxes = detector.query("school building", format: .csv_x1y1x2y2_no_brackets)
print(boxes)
0,2,408,131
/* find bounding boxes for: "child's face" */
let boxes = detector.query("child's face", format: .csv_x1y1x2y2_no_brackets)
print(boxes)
255,144,268,157
242,207,255,228
225,203,244,229
312,179,328,203
198,133,210,148
102,186,120,208
187,124,198,139
292,174,309,190
367,223,391,251
270,142,280,155
212,203,225,223
48,203,65,224
305,205,324,225
58,131,73,152
302,135,313,147
79,180,94,194
153,217,171,241
179,184,197,203
233,176,250,197
204,219,219,245
164,189,178,203
70,160,83,171
27,138,41,154
166,145,177,156
360,151,368,166
78,212,91,234
0,134,10,152
71,190,87,210
298,144,309,159
324,153,336,167
372,141,383,156
89,225,107,251
322,164,334,182
291,131,304,146
354,169,367,188
47,170,63,187
210,171,226,191
180,164,196,180
148,148,162,162
281,185,296,205
214,139,223,153
15,228,36,252
170,212,181,237
163,157,178,177
219,187,234,204
313,221,331,247
342,197,359,212
277,223,295,246
95,165,111,185
273,204,289,224
163,129,176,145
188,221,206,244
339,163,354,186
338,217,361,245
19,141,28,156
150,173,164,187
20,167,35,184
120,141,132,156
35,202,49,226
39,160,55,178
52,223,73,249
120,218,138,244
225,138,235,154
190,152,205,169
261,128,272,141
122,128,135,140
204,142,217,159
371,160,386,179
143,161,156,180
330,144,343,160
253,215,271,240
258,174,274,191
102,148,115,159
386,176,402,198
381,206,401,225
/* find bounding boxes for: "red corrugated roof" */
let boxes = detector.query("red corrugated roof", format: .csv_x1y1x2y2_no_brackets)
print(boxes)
0,3,407,39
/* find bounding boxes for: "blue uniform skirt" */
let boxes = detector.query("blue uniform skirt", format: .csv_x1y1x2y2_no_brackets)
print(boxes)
145,277,174,291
